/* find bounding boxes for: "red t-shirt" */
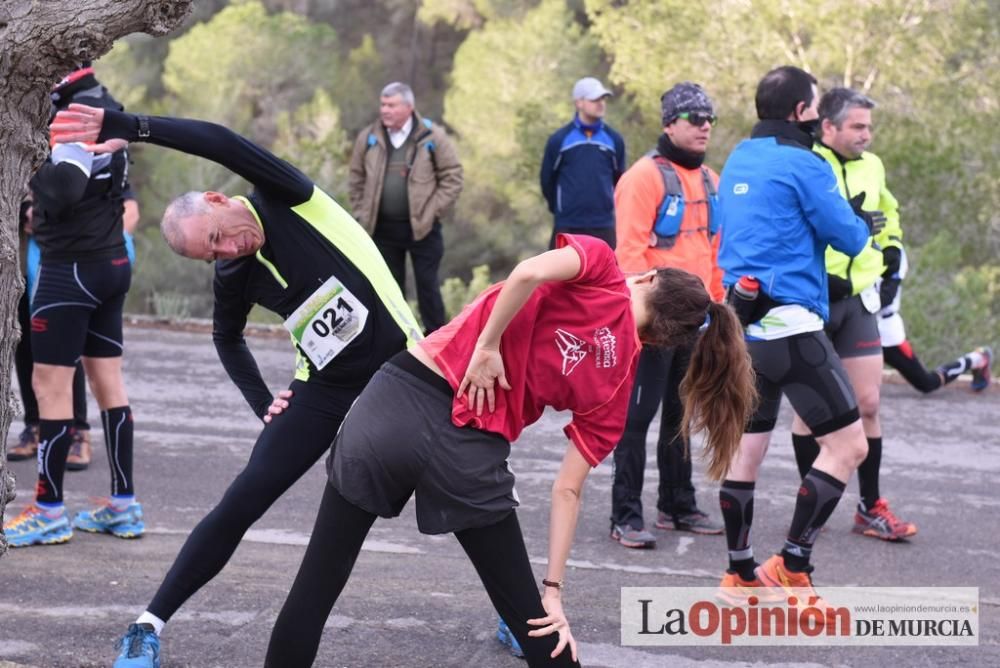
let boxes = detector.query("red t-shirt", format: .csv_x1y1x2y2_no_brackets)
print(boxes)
419,234,641,466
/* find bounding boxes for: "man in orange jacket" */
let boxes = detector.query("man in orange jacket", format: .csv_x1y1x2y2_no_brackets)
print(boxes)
609,82,724,549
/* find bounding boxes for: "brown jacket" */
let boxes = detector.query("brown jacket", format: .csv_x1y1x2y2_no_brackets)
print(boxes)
348,111,463,241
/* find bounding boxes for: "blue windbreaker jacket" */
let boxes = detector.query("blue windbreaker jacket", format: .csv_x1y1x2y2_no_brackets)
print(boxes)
716,121,869,321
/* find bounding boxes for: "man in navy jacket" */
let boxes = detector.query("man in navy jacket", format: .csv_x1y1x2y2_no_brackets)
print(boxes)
540,77,626,249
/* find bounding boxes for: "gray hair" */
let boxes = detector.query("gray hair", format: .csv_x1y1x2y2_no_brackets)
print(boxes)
161,191,209,256
818,87,876,127
380,82,415,107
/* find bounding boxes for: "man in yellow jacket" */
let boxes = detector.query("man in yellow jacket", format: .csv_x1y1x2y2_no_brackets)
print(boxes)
791,87,915,541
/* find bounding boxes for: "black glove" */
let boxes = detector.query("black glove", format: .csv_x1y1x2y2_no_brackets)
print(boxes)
847,193,886,236
828,274,853,302
880,278,901,309
880,246,903,308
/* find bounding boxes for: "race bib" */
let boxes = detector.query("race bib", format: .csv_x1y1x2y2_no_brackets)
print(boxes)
859,284,881,314
284,275,368,370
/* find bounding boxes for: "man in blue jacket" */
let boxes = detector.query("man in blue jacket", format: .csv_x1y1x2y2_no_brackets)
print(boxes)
540,77,626,249
714,66,882,603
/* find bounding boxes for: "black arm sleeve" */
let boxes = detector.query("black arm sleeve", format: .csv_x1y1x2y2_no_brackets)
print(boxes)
212,259,273,419
99,109,313,206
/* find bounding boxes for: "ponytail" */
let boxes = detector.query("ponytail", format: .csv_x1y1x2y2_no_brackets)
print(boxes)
680,301,757,480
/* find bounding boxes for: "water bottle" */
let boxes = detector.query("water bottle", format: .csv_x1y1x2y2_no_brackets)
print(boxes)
734,275,759,301
730,275,760,326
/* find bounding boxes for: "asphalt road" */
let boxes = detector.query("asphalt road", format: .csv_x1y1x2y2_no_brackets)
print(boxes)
1,324,997,667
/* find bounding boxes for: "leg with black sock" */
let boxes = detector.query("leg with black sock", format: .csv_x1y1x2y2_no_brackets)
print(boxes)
883,343,943,393
719,481,757,580
782,469,846,572
455,511,581,668
791,433,820,480
266,483,377,667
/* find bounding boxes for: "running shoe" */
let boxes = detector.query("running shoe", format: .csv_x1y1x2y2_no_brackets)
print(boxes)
655,510,724,535
755,555,844,632
853,498,917,540
716,570,780,607
7,424,39,461
66,428,92,471
755,554,826,607
113,623,160,668
72,500,144,538
610,523,657,549
495,617,524,659
971,346,993,392
3,505,72,547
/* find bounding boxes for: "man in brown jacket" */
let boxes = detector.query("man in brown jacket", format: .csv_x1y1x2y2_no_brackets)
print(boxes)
349,82,463,333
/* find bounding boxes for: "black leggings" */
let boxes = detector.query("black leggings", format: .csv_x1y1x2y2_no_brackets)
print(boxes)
611,344,696,529
147,379,358,621
883,344,942,394
266,484,581,668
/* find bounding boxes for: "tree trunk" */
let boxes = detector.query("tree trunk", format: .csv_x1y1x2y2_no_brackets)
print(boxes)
0,0,191,557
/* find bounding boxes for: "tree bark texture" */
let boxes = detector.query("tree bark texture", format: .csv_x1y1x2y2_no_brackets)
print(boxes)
0,0,191,557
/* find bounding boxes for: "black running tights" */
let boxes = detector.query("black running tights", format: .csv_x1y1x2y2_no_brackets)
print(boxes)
147,379,356,621
266,483,581,667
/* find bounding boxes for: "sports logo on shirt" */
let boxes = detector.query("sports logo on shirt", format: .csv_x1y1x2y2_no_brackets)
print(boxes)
555,329,587,376
594,327,618,368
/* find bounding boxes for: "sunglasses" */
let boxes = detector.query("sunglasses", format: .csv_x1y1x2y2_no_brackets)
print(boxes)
677,112,717,126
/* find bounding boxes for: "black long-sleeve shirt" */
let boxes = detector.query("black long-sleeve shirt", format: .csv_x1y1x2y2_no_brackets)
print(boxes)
99,110,422,417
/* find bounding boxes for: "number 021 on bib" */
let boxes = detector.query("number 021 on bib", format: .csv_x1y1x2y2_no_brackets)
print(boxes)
284,275,368,370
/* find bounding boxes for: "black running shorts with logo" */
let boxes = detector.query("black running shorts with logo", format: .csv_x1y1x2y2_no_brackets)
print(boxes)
746,331,860,437
328,351,518,535
825,295,882,359
30,257,131,366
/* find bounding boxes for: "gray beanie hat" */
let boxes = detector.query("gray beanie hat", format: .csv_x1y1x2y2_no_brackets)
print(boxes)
661,82,714,126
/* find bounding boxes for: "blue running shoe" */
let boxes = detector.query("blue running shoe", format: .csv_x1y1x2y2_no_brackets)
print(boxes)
73,501,144,538
496,617,525,659
113,623,160,668
971,346,993,392
3,505,72,547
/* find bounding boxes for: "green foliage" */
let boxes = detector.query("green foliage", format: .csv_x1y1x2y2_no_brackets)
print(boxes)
443,0,606,277
273,89,351,201
900,233,999,371
441,263,493,319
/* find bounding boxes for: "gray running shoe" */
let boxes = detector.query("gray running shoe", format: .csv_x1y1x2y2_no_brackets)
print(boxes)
655,510,724,535
610,523,657,549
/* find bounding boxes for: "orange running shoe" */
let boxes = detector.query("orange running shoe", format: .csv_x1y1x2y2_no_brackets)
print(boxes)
755,554,824,606
853,498,917,540
716,570,782,607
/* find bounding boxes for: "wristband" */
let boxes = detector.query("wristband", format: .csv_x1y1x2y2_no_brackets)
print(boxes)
542,579,563,590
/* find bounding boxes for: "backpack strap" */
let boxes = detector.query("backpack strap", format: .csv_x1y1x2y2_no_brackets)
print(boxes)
700,166,718,238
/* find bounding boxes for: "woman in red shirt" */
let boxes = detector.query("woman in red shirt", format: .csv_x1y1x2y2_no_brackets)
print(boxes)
264,234,755,667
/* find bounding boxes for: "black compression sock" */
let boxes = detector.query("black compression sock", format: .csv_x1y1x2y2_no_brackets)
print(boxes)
36,419,74,504
782,469,846,572
720,480,756,579
858,437,882,510
102,406,135,497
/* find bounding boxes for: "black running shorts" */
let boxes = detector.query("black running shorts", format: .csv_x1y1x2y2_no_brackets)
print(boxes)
30,257,131,366
328,352,518,535
746,331,859,436
826,295,882,359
